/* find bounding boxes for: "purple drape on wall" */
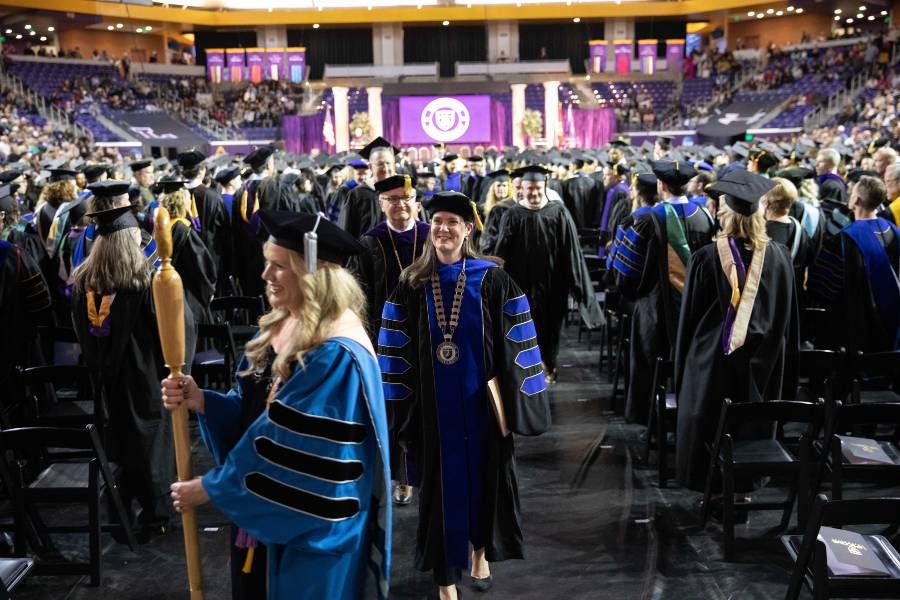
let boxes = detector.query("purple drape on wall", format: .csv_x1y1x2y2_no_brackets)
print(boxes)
572,108,617,148
382,97,401,147
282,113,326,153
490,95,512,148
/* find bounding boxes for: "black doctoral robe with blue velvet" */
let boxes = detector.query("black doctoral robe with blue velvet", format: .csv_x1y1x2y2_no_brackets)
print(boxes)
377,260,550,580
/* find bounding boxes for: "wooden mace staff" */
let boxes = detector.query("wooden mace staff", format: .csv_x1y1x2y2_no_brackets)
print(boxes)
152,206,204,599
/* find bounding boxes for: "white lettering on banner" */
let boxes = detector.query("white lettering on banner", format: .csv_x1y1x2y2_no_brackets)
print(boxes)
421,97,471,143
129,126,178,140
709,110,768,126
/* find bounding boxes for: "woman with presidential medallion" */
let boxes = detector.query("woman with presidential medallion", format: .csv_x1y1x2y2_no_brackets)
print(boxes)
378,191,551,600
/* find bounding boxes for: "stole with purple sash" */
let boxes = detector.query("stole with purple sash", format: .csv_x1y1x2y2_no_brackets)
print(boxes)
86,291,115,338
717,237,766,355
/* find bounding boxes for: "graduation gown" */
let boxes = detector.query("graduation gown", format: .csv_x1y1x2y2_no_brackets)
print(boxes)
440,172,462,193
188,184,230,287
600,181,630,237
337,184,383,239
494,202,604,373
378,261,550,580
766,218,814,295
72,286,186,520
326,181,356,223
817,173,848,205
2,221,45,266
612,200,715,424
809,218,900,352
674,239,800,490
230,178,292,298
463,173,485,205
171,220,216,326
479,199,515,255
0,240,51,388
200,338,391,600
561,175,601,229
789,199,825,260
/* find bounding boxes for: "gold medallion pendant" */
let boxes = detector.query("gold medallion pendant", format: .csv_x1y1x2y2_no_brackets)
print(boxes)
436,340,460,365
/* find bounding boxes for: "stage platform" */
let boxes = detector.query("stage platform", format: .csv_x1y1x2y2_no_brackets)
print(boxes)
13,324,875,600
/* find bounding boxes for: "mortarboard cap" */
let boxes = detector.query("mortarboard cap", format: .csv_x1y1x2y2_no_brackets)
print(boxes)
0,168,22,184
82,164,108,183
49,168,78,182
87,180,131,199
87,205,138,236
374,174,412,195
486,169,510,180
650,160,696,188
214,166,241,185
425,191,479,223
0,185,15,212
129,158,153,172
442,154,459,163
415,170,436,179
128,185,141,202
656,136,673,146
153,178,186,195
847,168,879,183
774,167,815,187
258,210,364,266
359,136,399,160
243,146,275,169
609,162,630,177
67,197,89,224
706,169,777,216
177,149,207,170
517,165,551,182
633,172,658,198
468,155,484,162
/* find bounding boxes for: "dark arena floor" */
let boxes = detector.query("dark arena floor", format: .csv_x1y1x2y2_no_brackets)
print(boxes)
12,322,890,600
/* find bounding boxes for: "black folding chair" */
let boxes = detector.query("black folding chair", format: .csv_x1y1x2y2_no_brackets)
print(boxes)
209,295,264,350
0,557,33,600
18,366,104,435
783,494,900,600
800,307,831,349
643,357,677,487
191,323,238,391
796,349,841,404
701,399,824,561
0,425,136,586
850,351,900,405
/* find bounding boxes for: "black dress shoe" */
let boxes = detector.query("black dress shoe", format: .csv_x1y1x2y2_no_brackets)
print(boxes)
471,575,492,592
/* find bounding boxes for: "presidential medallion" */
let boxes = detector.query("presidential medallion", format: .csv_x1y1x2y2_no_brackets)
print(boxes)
436,341,460,365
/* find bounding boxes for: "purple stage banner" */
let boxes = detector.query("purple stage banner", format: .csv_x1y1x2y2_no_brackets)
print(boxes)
638,39,657,75
265,48,285,81
666,39,685,73
206,48,225,84
226,48,245,83
246,48,265,84
614,40,632,75
399,95,492,144
588,40,607,74
287,47,306,84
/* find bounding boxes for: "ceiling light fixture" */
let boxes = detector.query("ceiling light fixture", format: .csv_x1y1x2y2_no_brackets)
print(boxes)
573,17,581,22
39,36,46,41
796,8,803,13
116,23,123,28
107,25,114,30
136,27,143,33
145,25,152,31
835,15,841,20
313,23,320,28
846,17,853,22
868,15,875,20
442,20,450,25
858,5,866,10
881,11,888,16
747,11,755,16
787,6,794,11
47,26,54,32
776,10,783,16
4,29,10,34
14,34,21,39
834,8,842,14
756,13,764,19
23,24,30,29
856,13,863,18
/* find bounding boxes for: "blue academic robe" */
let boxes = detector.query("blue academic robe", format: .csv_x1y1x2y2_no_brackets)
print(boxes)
199,338,392,600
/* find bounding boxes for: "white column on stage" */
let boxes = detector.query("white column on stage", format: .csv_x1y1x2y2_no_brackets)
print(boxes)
367,86,384,139
332,86,351,152
543,80,560,148
510,83,526,149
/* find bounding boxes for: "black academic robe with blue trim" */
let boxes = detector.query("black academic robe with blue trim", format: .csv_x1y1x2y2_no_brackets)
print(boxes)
378,261,550,580
613,200,715,423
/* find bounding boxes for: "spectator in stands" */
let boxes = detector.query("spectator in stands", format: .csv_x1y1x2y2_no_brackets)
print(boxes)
873,146,898,179
149,51,158,64
884,162,900,226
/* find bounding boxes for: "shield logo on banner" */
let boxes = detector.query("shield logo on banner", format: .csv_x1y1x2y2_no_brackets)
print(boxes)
421,97,471,142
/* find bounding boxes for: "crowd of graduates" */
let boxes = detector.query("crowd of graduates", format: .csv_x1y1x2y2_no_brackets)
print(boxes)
0,103,898,597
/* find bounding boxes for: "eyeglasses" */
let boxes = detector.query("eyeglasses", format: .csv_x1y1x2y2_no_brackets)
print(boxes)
380,196,415,204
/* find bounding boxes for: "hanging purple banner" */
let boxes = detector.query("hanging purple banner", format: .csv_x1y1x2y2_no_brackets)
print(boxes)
398,95,492,144
265,48,285,81
286,47,306,84
666,39,685,73
206,48,225,84
588,40,607,74
638,39,657,75
226,48,245,83
613,40,632,75
246,48,265,84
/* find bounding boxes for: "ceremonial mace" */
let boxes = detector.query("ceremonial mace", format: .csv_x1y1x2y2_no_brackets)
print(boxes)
152,206,204,599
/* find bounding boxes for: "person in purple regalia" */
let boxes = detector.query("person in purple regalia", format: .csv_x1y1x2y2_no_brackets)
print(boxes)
351,173,429,506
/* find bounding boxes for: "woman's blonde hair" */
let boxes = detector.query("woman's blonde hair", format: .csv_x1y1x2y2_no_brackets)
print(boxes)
483,178,510,218
717,200,769,252
160,189,191,219
242,243,367,381
763,177,798,217
43,180,77,208
72,227,150,295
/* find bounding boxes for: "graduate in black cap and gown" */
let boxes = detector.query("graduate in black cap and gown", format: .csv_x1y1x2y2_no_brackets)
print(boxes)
378,192,550,599
561,155,603,229
156,178,216,325
213,165,242,221
675,170,799,490
462,155,487,202
600,162,632,249
129,158,155,210
439,154,462,193
493,166,604,382
178,149,231,291
72,205,184,537
0,183,44,265
351,174,429,505
478,170,514,255
231,145,279,298
338,137,397,238
613,160,715,424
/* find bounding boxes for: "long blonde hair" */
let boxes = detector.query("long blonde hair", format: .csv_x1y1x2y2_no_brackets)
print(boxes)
160,189,190,219
72,227,150,295
242,244,367,381
483,179,510,218
717,200,769,252
400,232,502,287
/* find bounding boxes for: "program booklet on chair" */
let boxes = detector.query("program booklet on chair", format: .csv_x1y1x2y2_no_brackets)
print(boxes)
838,436,896,465
817,527,892,577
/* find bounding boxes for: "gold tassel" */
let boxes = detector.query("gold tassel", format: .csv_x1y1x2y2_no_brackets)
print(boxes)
470,201,484,232
241,547,255,574
403,174,411,194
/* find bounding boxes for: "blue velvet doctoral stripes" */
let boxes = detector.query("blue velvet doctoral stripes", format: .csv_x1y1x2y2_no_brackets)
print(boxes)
425,258,493,571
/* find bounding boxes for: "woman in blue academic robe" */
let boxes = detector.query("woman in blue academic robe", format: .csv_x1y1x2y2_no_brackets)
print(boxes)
161,210,392,600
